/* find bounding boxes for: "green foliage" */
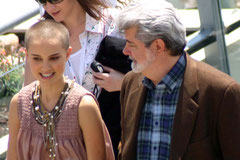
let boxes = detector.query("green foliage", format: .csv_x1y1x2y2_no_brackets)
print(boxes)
0,46,25,98
0,67,24,97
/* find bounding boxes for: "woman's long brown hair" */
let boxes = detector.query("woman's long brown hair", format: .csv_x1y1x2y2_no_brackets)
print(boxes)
43,0,108,20
43,0,133,20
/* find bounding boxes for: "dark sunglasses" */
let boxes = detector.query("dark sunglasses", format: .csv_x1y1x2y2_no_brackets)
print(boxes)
35,0,63,5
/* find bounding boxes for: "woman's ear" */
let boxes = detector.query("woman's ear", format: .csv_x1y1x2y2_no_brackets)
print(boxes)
24,48,28,56
66,46,72,60
25,49,30,62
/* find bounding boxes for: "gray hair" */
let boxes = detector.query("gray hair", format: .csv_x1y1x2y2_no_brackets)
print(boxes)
117,0,186,55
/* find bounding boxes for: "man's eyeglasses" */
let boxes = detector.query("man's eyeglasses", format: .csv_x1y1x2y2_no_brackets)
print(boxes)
35,0,63,6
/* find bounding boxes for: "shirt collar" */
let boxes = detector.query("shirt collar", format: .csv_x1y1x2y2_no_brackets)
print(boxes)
85,13,104,34
143,52,186,92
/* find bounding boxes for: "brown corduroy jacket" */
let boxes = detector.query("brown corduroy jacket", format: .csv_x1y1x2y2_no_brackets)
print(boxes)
119,53,240,160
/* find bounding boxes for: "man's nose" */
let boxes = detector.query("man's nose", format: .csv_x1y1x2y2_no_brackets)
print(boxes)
123,46,130,56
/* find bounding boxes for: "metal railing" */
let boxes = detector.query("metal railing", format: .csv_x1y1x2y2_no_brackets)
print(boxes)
0,63,24,79
0,0,39,34
186,18,240,55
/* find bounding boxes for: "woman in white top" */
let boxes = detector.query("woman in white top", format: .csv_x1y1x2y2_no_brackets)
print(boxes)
24,0,130,157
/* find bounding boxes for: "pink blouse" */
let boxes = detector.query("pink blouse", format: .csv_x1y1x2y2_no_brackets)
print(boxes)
17,82,115,160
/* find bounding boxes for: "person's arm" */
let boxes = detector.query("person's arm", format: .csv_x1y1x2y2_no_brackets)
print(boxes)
78,95,107,160
92,65,124,92
24,59,36,86
7,93,20,160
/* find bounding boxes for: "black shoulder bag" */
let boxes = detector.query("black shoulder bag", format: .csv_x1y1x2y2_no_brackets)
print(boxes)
94,35,131,157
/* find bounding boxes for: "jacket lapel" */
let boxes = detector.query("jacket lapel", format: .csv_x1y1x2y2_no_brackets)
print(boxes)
127,77,147,129
170,54,200,159
123,75,147,159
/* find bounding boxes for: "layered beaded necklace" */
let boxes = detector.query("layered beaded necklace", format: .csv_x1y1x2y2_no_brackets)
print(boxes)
31,79,74,159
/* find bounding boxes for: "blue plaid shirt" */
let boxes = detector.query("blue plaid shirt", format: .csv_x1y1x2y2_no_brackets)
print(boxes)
137,53,186,160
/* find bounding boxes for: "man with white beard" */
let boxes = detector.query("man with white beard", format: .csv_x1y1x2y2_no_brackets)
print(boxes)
117,0,240,159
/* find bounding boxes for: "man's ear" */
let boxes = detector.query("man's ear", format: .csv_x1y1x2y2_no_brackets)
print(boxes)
152,39,166,55
66,46,72,60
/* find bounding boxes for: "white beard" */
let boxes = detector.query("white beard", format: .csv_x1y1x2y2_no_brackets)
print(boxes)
130,51,156,73
131,60,144,73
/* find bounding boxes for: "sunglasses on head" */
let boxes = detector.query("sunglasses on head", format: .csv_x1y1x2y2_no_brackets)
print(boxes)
35,0,63,5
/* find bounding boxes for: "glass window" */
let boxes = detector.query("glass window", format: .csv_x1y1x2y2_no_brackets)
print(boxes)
221,0,240,82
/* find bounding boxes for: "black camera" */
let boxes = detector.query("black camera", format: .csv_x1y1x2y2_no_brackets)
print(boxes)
90,61,107,73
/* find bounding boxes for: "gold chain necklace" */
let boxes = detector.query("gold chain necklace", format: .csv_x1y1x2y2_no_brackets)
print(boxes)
31,79,74,159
